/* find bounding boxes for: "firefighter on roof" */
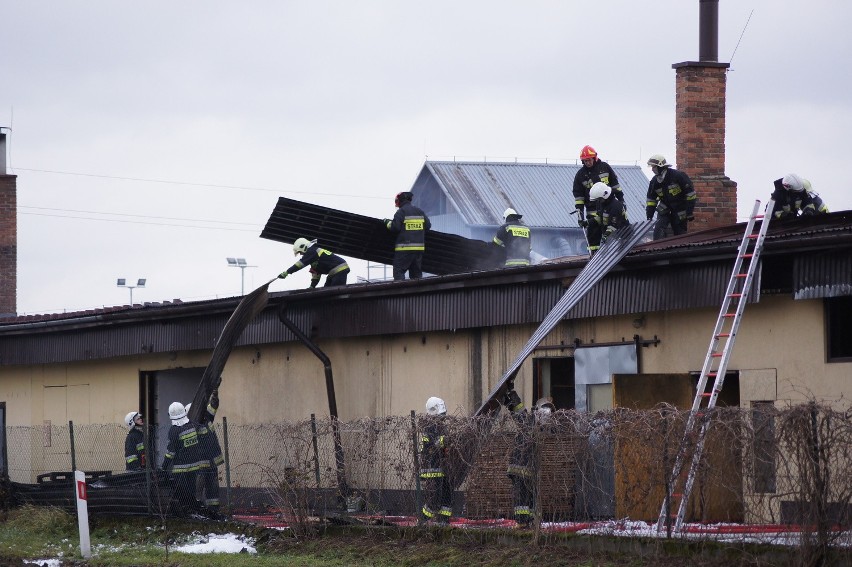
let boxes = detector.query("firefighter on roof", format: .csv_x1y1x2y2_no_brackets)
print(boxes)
645,154,697,240
771,173,829,219
502,385,555,528
493,208,531,267
123,411,146,471
572,145,625,223
419,396,453,524
278,238,350,287
583,182,629,256
383,191,431,280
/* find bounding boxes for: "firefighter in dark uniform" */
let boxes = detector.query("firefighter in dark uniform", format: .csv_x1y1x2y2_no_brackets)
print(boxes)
123,411,146,471
493,208,531,267
573,145,625,225
384,191,431,280
582,182,629,256
279,238,350,287
419,396,453,524
771,174,829,219
646,154,697,240
161,401,208,515
188,390,225,516
501,386,556,527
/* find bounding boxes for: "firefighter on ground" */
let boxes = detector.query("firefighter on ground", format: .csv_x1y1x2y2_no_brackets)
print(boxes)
187,390,225,516
493,208,531,267
572,145,625,223
501,384,555,528
161,401,208,515
581,182,629,256
419,396,453,524
383,191,431,280
771,173,829,219
645,154,697,240
123,411,146,471
278,238,350,287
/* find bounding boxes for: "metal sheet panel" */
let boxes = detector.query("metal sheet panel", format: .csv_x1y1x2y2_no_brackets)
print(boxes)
475,220,654,416
575,344,638,412
260,196,503,275
793,251,852,299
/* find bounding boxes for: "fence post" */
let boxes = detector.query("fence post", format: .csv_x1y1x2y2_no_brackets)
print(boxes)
310,414,321,488
68,420,77,473
223,416,231,510
144,423,151,515
410,410,422,519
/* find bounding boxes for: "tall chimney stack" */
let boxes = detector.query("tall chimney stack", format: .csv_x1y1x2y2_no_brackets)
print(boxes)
672,0,737,230
0,128,18,317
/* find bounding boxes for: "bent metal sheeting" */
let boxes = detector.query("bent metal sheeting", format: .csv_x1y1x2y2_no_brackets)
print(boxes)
260,196,504,275
475,219,655,417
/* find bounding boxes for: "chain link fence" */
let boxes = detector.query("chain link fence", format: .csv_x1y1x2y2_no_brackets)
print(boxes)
2,403,851,550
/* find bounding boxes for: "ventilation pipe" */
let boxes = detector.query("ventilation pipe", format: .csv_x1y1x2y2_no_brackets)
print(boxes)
699,0,719,62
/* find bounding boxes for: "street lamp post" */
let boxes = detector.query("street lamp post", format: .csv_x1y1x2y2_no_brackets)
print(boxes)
117,278,146,304
226,258,256,295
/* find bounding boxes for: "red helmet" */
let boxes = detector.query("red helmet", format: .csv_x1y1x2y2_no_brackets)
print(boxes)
394,191,413,207
579,145,597,161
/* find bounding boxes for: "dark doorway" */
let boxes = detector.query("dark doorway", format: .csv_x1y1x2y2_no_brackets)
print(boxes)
139,369,204,466
533,357,575,409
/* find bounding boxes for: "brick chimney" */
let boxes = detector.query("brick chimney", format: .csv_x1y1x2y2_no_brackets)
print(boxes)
672,0,737,230
0,130,17,317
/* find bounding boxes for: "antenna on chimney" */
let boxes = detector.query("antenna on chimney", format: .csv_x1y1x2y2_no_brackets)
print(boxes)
729,10,754,66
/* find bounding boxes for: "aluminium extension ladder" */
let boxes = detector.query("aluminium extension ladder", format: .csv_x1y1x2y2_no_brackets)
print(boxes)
656,199,774,533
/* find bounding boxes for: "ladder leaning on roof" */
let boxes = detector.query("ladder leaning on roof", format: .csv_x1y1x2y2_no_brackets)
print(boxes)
656,199,774,534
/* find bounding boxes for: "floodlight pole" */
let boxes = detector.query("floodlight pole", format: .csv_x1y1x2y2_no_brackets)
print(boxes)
226,258,256,295
117,278,146,305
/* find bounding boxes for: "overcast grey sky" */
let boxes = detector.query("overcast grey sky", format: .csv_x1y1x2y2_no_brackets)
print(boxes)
2,1,850,314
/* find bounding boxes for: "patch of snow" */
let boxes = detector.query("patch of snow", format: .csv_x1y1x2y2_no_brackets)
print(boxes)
24,560,61,567
172,532,257,554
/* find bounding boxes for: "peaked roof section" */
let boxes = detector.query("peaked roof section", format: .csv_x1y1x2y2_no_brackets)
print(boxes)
418,161,649,228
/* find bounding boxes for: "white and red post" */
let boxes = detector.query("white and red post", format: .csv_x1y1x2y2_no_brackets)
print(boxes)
74,471,92,559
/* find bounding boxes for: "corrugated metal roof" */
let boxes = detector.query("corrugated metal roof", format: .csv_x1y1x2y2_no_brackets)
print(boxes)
422,161,649,228
1,211,850,367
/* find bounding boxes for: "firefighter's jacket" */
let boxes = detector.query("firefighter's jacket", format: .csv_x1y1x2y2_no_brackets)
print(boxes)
507,409,536,478
419,418,449,479
646,168,697,219
493,216,531,267
285,243,349,284
197,401,224,468
388,202,431,252
162,421,209,474
771,179,829,218
572,159,624,214
124,427,146,470
589,196,629,232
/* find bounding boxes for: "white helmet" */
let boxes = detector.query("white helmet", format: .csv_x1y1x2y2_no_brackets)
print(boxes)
647,154,670,168
534,398,556,418
503,208,519,222
589,182,612,201
168,401,187,420
803,179,812,192
124,411,140,429
782,173,805,192
293,237,316,256
425,396,447,416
